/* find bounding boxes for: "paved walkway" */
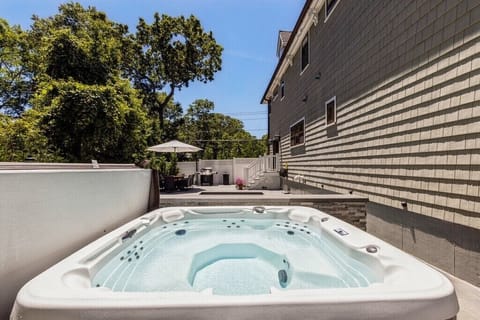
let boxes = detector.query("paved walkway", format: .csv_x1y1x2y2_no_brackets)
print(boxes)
160,185,480,319
445,274,480,320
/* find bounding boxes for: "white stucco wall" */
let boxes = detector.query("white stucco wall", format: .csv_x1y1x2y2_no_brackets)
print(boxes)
176,159,256,185
0,169,151,319
177,162,196,175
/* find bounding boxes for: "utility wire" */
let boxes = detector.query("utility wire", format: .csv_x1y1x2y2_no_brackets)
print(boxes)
222,111,267,116
236,118,268,121
193,139,265,142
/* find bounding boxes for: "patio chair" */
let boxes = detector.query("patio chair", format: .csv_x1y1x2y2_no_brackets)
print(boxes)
187,174,194,189
164,176,176,192
176,177,188,191
159,173,165,191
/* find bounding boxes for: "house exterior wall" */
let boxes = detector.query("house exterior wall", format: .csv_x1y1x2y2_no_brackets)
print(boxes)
266,0,480,285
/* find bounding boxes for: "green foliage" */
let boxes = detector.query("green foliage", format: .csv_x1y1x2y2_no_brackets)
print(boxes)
180,99,266,159
148,154,178,176
166,155,179,176
4,2,151,163
0,111,61,162
28,2,128,85
44,29,106,84
33,79,149,162
125,13,223,125
149,154,167,173
159,93,184,142
0,19,32,116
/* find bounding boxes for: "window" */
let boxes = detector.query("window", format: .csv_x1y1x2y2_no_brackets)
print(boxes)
272,86,279,101
290,118,305,147
325,96,336,126
272,139,279,154
301,34,309,72
325,0,339,19
280,81,285,99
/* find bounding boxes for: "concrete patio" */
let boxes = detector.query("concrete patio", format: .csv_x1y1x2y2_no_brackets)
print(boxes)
160,184,480,320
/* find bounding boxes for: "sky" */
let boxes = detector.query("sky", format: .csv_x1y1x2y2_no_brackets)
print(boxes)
0,0,304,138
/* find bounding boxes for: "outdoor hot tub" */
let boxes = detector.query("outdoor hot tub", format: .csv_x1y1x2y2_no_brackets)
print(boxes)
11,206,458,320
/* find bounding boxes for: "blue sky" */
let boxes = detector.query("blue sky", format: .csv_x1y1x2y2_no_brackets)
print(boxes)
0,0,304,137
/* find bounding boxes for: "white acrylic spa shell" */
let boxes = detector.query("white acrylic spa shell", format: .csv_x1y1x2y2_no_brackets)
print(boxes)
11,206,458,320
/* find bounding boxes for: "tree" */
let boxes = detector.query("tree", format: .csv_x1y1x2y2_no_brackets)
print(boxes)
17,3,150,163
0,19,32,116
0,3,234,163
0,111,61,162
27,2,129,85
161,100,184,141
181,99,266,159
125,13,223,127
34,80,149,162
181,99,214,154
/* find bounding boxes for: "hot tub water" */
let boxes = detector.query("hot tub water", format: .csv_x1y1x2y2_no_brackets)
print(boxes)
92,217,379,295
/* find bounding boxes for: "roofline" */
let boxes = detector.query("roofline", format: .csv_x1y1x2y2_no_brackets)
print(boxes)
261,0,324,104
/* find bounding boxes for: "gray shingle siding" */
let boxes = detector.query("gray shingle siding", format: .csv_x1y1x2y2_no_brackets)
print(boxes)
266,0,480,285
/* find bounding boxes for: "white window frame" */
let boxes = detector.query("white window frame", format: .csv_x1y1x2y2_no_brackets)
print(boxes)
325,96,336,127
272,86,279,101
280,81,285,100
290,117,305,148
300,33,310,75
324,0,340,22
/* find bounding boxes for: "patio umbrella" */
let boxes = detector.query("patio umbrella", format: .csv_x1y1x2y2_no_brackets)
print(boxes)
147,140,202,153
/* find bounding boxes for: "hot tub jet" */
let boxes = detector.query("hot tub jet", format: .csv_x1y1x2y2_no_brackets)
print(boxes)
278,269,288,288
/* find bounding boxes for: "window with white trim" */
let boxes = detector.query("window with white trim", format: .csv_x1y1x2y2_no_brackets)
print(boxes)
325,0,339,19
301,34,309,72
280,81,285,99
272,86,279,101
325,96,336,126
290,118,305,147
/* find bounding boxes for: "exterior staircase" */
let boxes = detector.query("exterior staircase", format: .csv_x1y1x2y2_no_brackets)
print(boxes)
244,154,281,190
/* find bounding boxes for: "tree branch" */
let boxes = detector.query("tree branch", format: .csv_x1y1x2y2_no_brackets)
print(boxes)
157,84,175,129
